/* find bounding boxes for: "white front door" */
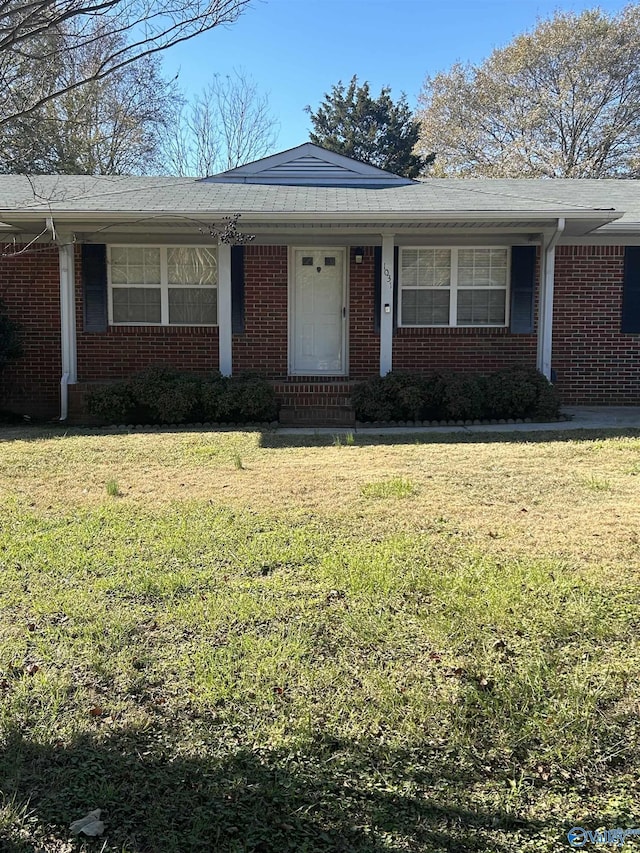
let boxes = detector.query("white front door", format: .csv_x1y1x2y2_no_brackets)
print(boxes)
291,248,346,375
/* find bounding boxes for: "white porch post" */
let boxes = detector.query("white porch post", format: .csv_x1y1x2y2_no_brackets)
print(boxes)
218,242,232,377
380,233,395,376
536,218,565,381
58,236,77,383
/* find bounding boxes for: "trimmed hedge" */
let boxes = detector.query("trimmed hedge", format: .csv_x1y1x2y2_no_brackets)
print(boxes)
86,366,279,425
352,367,560,422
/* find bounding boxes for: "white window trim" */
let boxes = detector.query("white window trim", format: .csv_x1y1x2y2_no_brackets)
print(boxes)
107,244,219,327
398,246,511,328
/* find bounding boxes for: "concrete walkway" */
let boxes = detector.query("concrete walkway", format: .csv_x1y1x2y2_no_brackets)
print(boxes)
277,406,640,436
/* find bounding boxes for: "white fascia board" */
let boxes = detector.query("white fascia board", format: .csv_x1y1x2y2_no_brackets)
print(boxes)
0,209,622,224
0,210,622,241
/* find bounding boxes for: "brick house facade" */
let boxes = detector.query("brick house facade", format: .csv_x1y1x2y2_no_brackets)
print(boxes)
0,145,639,422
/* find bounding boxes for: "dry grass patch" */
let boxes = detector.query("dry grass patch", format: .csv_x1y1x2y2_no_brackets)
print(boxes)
2,426,639,575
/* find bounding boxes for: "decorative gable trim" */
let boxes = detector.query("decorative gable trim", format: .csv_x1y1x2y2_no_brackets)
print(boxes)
202,143,415,188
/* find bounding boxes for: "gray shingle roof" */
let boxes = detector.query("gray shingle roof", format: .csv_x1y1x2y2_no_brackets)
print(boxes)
0,174,637,229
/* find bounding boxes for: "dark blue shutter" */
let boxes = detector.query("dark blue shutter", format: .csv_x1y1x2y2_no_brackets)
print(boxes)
622,246,640,334
231,246,245,334
82,244,107,332
374,246,381,334
510,246,536,334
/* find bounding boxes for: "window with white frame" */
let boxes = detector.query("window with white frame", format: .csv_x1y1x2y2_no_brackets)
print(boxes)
399,247,509,327
109,246,218,325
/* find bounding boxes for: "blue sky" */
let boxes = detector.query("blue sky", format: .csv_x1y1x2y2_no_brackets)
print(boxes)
162,0,633,153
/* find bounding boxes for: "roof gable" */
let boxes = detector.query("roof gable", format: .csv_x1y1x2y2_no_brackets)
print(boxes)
201,142,415,188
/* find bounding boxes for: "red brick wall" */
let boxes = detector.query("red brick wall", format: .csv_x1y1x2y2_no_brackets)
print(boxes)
232,245,288,376
392,247,538,374
552,245,640,404
393,327,537,374
77,325,219,382
76,248,220,382
348,247,380,377
0,243,61,417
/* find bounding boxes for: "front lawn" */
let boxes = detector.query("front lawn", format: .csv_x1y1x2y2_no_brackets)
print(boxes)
0,427,639,852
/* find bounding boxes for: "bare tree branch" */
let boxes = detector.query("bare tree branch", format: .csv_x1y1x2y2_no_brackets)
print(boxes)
164,68,279,176
0,0,252,125
0,22,177,174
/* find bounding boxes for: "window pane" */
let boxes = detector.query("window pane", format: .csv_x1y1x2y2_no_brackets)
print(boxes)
401,249,451,288
458,248,507,287
402,289,449,325
430,249,452,286
457,289,506,325
169,288,217,325
167,247,217,286
402,249,419,286
112,287,161,323
110,247,161,285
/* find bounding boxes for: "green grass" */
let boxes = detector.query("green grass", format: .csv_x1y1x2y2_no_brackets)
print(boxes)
106,478,120,497
360,476,417,499
583,473,612,491
0,428,639,851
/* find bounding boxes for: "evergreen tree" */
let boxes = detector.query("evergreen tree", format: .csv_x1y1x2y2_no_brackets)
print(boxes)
307,76,433,179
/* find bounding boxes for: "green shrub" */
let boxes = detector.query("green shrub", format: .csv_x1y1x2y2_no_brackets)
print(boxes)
86,382,134,422
127,365,203,424
199,373,227,422
350,375,396,422
219,373,279,423
440,372,487,421
484,366,561,420
351,371,444,422
352,367,560,422
530,372,561,420
485,367,538,419
86,366,278,425
383,372,426,421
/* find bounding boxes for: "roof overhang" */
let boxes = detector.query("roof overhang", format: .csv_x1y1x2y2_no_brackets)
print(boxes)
0,209,621,244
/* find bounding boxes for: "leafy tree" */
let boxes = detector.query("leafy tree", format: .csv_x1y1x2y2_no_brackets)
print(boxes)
0,0,250,127
306,76,433,179
165,69,279,176
417,5,640,178
0,26,174,174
